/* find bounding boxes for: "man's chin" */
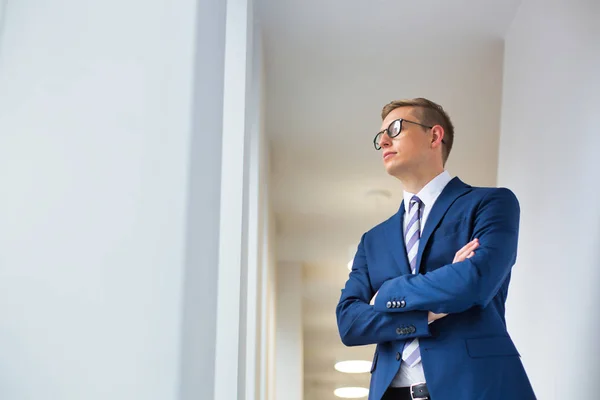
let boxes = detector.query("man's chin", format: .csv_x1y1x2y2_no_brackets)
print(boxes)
384,162,404,178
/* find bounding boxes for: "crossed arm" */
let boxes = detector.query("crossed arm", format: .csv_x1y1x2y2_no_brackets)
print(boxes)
336,188,520,347
369,239,479,315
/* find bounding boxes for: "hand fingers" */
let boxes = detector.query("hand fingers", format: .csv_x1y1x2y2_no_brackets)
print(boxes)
454,250,475,263
454,239,479,263
455,239,479,259
464,238,479,251
455,252,472,262
457,239,478,256
460,248,477,260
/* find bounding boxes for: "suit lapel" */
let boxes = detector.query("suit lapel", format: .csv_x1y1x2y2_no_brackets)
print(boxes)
385,201,412,276
415,177,472,273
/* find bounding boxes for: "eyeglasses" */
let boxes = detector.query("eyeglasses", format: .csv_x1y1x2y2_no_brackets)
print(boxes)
373,118,445,150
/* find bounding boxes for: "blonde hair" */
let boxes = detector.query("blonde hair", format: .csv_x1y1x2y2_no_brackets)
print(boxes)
381,98,454,164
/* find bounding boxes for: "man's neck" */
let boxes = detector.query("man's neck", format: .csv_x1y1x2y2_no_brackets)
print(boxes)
399,168,445,194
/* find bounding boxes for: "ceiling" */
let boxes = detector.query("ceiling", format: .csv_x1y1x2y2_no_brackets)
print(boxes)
258,1,522,398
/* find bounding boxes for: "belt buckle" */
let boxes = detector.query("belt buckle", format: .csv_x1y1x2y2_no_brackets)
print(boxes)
410,382,428,400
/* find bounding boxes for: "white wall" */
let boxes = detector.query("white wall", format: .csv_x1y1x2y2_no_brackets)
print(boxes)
0,0,197,399
276,262,304,400
0,0,269,399
498,0,600,398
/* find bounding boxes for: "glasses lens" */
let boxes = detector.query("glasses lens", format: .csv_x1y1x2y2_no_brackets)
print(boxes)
389,120,402,138
374,132,383,149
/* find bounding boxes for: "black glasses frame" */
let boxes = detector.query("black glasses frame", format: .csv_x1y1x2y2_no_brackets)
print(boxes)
373,118,445,150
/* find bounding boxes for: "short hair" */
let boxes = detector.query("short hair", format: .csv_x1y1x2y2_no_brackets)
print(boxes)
381,98,454,164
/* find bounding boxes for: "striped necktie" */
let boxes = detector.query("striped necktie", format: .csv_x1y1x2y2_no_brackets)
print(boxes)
402,195,422,367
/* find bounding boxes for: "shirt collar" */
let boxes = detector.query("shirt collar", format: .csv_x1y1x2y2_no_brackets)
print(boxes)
403,170,453,212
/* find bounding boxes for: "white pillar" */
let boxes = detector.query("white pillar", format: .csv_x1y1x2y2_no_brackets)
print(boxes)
244,16,266,400
178,0,227,398
499,0,600,397
0,0,198,399
181,0,261,399
259,108,277,400
275,262,304,400
265,208,278,400
212,0,256,398
0,0,262,399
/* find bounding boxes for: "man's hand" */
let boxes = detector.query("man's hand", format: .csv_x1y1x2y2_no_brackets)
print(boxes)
370,239,480,311
428,311,447,322
453,238,479,263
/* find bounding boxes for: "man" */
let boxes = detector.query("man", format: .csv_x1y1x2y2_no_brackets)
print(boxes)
335,98,535,400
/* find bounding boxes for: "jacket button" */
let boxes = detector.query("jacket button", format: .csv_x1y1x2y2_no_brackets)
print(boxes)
392,301,397,308
396,328,402,335
408,325,416,334
396,352,401,361
399,300,406,308
386,301,392,309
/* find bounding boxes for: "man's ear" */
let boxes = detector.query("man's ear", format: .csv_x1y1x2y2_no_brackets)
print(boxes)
431,125,445,148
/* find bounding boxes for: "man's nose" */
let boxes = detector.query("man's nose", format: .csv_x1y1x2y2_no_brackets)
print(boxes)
379,132,392,148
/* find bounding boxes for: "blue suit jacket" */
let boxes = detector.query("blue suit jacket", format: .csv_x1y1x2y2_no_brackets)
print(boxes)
336,177,536,400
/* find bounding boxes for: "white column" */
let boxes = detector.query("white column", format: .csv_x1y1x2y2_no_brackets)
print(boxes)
265,208,278,400
213,0,256,397
244,16,266,400
258,76,277,400
275,262,304,400
182,0,264,399
499,0,600,398
259,209,273,400
0,0,264,399
259,139,273,400
0,0,198,399
177,0,227,398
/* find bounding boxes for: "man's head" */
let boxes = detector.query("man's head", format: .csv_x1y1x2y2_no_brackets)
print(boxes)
376,98,454,179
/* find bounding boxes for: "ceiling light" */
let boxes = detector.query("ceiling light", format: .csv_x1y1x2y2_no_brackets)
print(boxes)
334,387,369,398
335,360,372,374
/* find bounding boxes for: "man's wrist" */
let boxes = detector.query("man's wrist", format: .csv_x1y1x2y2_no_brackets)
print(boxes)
427,311,448,323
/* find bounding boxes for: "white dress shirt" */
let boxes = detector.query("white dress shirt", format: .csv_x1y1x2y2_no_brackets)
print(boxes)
391,170,453,388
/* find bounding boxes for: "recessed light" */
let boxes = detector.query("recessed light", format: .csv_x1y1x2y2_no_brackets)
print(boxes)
335,360,372,374
334,387,369,398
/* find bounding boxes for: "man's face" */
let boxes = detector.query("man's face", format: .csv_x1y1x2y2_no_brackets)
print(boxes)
378,107,432,178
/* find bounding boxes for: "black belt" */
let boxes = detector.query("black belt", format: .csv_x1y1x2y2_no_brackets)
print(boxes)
383,383,430,400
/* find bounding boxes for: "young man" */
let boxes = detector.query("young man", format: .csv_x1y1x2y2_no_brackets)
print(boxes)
336,98,535,400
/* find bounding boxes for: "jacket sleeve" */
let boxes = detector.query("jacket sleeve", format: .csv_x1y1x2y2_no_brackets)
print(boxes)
336,234,431,347
373,188,520,314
